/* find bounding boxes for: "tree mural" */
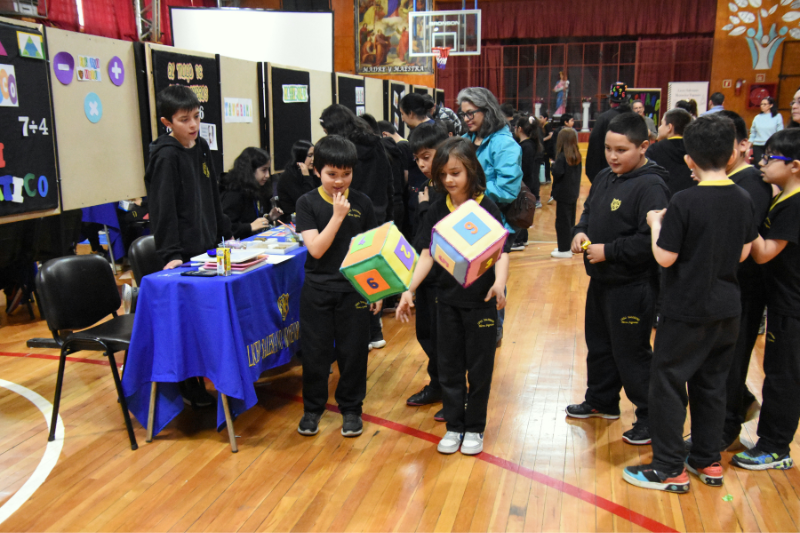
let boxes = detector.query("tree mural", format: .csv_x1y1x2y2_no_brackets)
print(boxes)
723,0,800,70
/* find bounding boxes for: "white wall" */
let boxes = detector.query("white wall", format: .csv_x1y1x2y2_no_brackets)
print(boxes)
171,8,333,73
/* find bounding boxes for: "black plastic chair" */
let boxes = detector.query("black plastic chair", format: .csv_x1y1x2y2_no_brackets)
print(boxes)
128,235,163,286
36,254,138,450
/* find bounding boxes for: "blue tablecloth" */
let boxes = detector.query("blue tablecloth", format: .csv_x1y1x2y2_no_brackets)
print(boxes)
121,246,306,435
81,203,125,259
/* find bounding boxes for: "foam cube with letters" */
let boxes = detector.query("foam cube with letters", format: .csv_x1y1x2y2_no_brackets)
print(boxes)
431,199,509,288
340,222,418,303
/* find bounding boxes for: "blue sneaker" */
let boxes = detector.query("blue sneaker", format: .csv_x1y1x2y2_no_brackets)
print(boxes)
731,445,793,471
622,464,690,493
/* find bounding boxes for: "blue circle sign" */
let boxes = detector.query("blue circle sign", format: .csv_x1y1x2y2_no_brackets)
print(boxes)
84,92,103,123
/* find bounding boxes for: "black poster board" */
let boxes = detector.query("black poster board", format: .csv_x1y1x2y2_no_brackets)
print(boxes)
337,75,364,116
388,81,406,138
413,86,428,95
435,88,445,107
0,22,59,217
151,50,223,174
270,66,311,171
258,62,270,157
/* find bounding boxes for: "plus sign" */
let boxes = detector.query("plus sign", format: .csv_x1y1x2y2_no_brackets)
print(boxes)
111,61,122,80
89,101,99,116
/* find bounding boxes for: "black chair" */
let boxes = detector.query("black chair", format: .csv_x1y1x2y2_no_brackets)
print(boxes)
36,254,138,450
128,235,163,286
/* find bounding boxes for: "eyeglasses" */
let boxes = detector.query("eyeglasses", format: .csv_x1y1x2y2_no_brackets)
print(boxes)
761,154,793,164
457,108,485,121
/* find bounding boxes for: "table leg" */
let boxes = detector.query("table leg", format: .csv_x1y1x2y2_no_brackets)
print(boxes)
220,393,238,453
146,382,156,443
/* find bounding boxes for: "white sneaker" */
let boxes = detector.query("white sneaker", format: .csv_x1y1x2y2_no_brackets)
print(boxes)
437,431,464,454
551,250,573,259
553,247,560,253
461,432,484,455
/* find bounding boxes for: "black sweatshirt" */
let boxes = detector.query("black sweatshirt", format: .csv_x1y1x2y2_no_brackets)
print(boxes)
381,136,405,205
350,134,394,224
585,107,623,181
144,135,231,263
573,160,670,284
276,164,320,223
645,137,695,196
220,188,266,239
551,153,582,203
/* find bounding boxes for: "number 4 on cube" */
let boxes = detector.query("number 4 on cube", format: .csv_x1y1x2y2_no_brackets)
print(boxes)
431,199,508,288
340,222,418,303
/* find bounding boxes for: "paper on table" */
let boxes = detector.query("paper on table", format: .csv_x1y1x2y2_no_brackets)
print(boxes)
191,249,262,264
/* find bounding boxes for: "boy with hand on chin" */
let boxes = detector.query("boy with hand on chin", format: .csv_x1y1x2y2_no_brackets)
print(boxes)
624,114,757,493
568,113,670,447
294,135,380,438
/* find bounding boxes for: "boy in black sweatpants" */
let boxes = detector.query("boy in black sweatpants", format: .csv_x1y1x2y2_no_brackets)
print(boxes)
732,128,800,471
568,113,670,446
294,135,380,438
624,114,757,493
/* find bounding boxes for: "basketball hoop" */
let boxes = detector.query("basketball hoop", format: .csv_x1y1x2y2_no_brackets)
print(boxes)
432,47,450,70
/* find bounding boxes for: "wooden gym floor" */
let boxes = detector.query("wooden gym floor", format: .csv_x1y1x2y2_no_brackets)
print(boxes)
2,159,800,532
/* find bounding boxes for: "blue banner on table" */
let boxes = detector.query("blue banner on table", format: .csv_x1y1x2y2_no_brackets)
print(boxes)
122,247,305,435
0,22,59,217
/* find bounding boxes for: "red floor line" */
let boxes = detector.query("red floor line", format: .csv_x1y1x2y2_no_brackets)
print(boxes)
0,351,676,533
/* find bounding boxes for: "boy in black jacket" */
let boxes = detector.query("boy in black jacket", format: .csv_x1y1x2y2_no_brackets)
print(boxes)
625,114,756,492
645,108,694,196
143,85,231,407
567,113,670,446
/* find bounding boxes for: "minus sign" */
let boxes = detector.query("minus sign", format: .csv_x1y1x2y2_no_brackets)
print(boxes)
57,64,69,71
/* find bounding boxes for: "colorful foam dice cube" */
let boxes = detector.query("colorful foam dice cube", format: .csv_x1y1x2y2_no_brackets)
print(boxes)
431,199,508,288
340,222,418,303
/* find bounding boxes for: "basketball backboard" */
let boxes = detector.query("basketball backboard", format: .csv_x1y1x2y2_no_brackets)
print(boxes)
408,9,480,57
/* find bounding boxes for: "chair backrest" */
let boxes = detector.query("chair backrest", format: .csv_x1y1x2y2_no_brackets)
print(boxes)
36,254,121,333
128,235,163,286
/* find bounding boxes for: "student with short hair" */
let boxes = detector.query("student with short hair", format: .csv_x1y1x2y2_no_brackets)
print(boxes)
702,92,725,115
732,128,800,471
397,136,511,456
144,85,232,408
567,112,670,447
550,127,582,258
645,108,694,196
624,114,757,493
295,135,380,438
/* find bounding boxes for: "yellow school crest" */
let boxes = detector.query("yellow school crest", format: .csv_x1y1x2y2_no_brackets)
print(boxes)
611,198,621,211
621,316,640,325
277,293,290,321
202,162,210,178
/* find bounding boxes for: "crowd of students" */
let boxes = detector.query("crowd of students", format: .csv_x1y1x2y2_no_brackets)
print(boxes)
144,81,800,487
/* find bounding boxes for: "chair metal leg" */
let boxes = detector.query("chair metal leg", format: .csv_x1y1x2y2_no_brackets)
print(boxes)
108,352,138,450
48,348,68,442
146,382,157,443
220,393,238,453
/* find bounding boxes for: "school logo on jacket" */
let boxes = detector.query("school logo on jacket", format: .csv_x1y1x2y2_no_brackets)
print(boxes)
478,318,495,328
767,332,776,343
356,300,369,309
202,162,210,178
764,217,771,229
611,198,621,211
348,209,361,218
277,293,290,321
621,316,640,325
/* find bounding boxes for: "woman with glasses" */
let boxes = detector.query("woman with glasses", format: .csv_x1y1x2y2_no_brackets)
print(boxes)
457,87,523,345
790,86,800,128
749,96,783,167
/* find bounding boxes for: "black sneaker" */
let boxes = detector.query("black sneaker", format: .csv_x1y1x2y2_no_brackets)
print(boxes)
406,385,442,406
341,412,363,437
622,424,651,445
623,464,690,493
297,412,321,436
434,408,445,422
179,377,215,409
565,401,620,420
731,445,794,470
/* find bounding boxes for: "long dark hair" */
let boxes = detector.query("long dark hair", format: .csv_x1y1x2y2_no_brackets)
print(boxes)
284,140,313,172
320,104,376,145
430,137,486,198
222,147,271,199
763,96,778,117
515,115,544,155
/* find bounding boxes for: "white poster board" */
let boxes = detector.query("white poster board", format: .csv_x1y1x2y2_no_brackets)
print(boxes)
667,82,709,115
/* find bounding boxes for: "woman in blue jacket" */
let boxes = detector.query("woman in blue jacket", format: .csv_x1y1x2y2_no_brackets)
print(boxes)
456,87,523,345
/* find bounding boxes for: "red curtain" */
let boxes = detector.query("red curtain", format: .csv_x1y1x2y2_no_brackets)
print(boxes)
153,0,217,45
40,0,80,32
81,0,138,40
437,0,716,41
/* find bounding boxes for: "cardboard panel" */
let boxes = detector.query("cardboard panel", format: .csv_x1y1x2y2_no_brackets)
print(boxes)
47,27,146,210
220,55,261,171
364,76,383,120
308,68,331,143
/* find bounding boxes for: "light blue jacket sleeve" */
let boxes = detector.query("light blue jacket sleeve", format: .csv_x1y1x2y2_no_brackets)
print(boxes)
483,129,522,205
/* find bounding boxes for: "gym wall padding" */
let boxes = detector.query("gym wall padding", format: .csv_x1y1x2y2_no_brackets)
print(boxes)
46,27,146,211
336,73,364,116
219,55,261,171
308,68,331,143
0,18,60,222
364,77,383,121
269,65,312,173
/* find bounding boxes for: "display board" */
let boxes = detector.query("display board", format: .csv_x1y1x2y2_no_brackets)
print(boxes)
435,88,445,107
171,8,333,73
628,87,662,126
149,45,223,175
385,80,407,137
47,27,146,210
667,81,708,115
219,55,260,171
269,65,312,173
364,76,383,121
336,73,365,117
0,19,60,220
308,68,331,143
412,85,432,96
